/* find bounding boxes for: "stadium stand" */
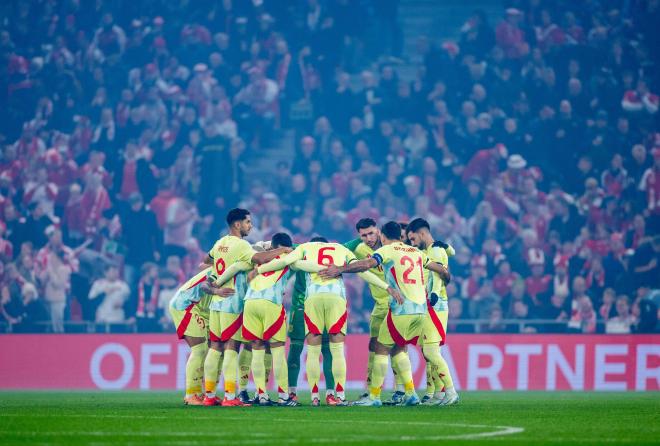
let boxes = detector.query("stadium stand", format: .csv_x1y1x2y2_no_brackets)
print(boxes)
0,0,658,334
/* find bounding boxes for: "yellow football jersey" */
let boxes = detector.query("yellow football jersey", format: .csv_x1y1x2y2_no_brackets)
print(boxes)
283,242,356,299
372,242,429,315
354,242,389,306
425,245,449,300
207,235,255,313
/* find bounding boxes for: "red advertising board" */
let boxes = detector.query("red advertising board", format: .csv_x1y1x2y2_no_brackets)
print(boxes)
1,334,658,391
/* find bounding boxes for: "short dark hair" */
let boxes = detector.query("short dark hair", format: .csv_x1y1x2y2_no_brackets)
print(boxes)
310,236,328,243
407,218,430,234
271,232,293,248
226,208,250,226
399,221,408,231
381,221,402,241
356,218,377,231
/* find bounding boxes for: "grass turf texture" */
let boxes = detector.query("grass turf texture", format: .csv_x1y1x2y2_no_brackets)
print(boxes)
0,391,658,445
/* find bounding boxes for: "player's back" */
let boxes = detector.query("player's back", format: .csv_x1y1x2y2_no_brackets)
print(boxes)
208,235,254,289
245,255,294,305
298,242,356,299
208,235,253,313
376,242,428,314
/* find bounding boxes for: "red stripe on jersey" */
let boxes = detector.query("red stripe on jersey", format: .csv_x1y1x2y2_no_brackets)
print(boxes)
328,310,348,334
186,276,207,290
303,312,321,335
220,313,243,341
275,266,289,283
390,267,400,287
427,299,447,346
209,330,221,342
175,303,196,339
263,307,286,340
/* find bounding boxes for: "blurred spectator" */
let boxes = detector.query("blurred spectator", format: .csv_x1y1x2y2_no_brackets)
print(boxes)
605,295,636,334
89,265,130,324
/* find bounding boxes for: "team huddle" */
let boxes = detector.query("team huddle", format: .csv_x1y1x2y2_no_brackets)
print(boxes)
168,208,459,407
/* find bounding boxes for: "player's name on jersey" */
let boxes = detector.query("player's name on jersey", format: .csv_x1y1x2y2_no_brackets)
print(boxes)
392,245,417,253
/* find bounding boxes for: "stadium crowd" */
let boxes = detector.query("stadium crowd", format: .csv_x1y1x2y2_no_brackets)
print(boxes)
0,0,658,334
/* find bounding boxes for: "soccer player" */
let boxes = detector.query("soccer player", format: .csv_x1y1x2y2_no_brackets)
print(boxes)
406,218,459,405
203,208,291,406
258,236,398,406
242,232,324,406
286,269,337,404
168,266,234,405
319,221,449,406
344,218,406,404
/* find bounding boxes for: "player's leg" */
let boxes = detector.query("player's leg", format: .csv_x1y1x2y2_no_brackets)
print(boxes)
286,306,305,399
203,310,224,405
250,340,269,404
326,294,348,405
220,312,250,406
264,344,273,388
304,295,324,406
238,343,252,402
424,309,458,405
321,332,335,402
364,305,387,400
305,333,323,405
243,300,269,404
257,301,296,406
367,312,421,406
169,300,207,405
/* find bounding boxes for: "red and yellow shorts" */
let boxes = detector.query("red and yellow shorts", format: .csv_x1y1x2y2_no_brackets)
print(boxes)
242,299,287,343
170,303,209,340
209,311,245,342
304,293,347,336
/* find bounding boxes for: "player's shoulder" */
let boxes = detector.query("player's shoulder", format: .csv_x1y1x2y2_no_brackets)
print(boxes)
355,242,372,255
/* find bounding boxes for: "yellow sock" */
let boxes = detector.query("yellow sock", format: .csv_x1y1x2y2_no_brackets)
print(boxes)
369,354,388,399
270,346,288,398
306,344,322,399
366,351,375,388
203,348,222,397
264,352,273,386
392,352,415,396
423,344,454,390
223,349,239,399
251,348,267,395
238,347,252,392
391,353,404,391
186,343,207,397
424,359,435,397
329,342,346,398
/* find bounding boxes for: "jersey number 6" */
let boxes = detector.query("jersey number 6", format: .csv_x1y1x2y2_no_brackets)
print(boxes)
318,247,336,266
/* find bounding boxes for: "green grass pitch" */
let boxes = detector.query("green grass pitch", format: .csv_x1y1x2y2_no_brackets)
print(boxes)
1,391,658,445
